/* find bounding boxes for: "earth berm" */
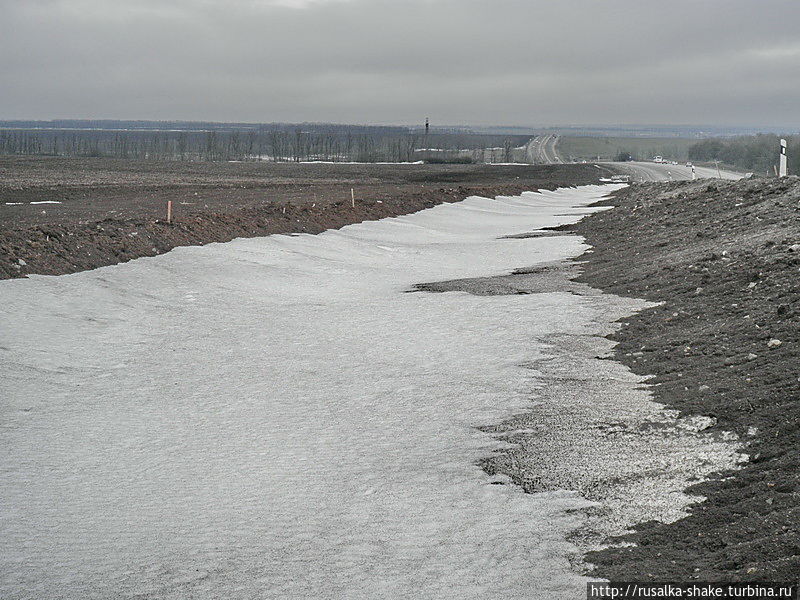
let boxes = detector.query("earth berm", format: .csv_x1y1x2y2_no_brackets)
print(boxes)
572,176,799,580
0,157,613,279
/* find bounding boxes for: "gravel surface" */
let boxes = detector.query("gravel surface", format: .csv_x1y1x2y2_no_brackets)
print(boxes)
570,176,800,580
419,259,744,577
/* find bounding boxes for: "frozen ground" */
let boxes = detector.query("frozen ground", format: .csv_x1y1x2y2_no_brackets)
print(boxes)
0,185,739,599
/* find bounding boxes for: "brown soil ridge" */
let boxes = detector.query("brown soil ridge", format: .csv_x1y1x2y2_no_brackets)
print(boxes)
0,159,613,279
571,176,800,580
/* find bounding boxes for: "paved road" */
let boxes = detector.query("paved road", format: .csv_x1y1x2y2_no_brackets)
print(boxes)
522,135,742,182
526,134,563,164
602,161,742,182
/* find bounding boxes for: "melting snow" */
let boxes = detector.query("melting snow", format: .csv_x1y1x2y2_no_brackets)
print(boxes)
1,186,626,599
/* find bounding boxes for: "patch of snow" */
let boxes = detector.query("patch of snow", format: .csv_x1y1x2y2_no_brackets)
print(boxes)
0,184,735,600
298,160,425,165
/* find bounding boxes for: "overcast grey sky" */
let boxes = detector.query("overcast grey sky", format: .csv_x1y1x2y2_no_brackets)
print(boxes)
1,0,799,127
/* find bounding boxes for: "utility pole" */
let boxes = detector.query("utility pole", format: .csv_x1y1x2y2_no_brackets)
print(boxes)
423,117,429,162
779,138,788,177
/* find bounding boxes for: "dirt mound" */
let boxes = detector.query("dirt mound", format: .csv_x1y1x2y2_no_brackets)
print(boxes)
573,176,800,580
0,158,613,278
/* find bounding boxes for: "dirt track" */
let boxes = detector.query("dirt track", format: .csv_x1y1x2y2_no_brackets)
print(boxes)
0,157,615,278
572,177,800,580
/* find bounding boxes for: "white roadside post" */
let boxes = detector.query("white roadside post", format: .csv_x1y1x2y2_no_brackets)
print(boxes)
351,188,355,208
779,139,788,177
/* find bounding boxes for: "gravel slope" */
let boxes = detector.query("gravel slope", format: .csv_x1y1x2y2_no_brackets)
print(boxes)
571,176,800,580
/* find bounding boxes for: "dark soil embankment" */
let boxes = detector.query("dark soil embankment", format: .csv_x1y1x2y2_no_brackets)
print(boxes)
0,157,613,278
572,177,800,580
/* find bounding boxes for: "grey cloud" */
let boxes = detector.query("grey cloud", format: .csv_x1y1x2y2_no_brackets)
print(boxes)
1,0,799,126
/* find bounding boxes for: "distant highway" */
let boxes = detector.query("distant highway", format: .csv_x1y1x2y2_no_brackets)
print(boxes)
525,134,562,164
523,134,741,181
604,161,742,181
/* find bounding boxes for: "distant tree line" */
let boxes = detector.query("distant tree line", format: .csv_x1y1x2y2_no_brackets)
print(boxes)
688,134,800,175
0,122,530,164
0,128,418,162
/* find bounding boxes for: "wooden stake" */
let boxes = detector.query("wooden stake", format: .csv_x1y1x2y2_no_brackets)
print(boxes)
167,200,172,224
